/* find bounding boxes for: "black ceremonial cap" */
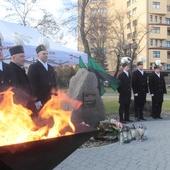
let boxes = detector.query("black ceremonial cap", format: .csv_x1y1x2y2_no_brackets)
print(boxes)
122,62,130,68
137,61,143,66
9,45,24,56
36,44,47,54
154,65,161,70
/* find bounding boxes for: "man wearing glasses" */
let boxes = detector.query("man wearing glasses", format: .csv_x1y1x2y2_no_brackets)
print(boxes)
28,44,57,110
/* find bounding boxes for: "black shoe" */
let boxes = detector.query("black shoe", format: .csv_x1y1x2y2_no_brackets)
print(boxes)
135,117,140,121
152,116,157,119
157,116,163,119
120,120,126,124
124,119,133,122
140,118,147,121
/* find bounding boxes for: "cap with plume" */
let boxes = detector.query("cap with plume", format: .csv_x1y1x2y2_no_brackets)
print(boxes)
12,32,32,46
154,60,162,69
137,56,146,66
38,37,50,49
121,57,131,68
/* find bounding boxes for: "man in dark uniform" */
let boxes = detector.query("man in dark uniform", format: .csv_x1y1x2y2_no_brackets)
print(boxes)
149,64,166,119
117,62,132,123
28,44,57,110
132,61,148,121
0,39,13,92
9,45,36,114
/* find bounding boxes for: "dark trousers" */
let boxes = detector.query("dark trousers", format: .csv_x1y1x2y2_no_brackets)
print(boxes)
119,103,130,121
134,103,145,118
152,102,162,118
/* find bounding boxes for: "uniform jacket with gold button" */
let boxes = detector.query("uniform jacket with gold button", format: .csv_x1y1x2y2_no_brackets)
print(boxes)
0,62,13,92
149,72,166,102
28,61,57,105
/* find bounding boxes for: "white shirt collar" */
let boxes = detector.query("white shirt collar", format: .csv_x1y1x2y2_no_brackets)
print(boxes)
38,59,48,71
138,69,144,75
0,61,3,71
155,72,160,77
123,70,129,77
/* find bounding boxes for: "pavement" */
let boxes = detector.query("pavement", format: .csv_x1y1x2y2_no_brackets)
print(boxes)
54,117,170,170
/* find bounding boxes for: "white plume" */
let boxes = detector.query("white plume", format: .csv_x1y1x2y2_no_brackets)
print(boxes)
0,30,4,41
39,37,50,49
155,60,162,66
121,57,131,64
12,32,32,46
138,56,146,63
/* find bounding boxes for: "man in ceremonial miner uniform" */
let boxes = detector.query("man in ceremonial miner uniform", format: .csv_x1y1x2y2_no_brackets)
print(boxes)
0,39,13,92
132,56,148,121
149,60,167,119
117,57,133,123
9,44,36,114
28,44,57,110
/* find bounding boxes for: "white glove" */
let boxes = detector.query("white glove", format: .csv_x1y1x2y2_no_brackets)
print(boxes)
151,94,154,96
134,93,138,96
35,101,42,110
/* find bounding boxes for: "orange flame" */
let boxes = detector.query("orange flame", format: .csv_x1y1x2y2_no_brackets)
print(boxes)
0,89,82,146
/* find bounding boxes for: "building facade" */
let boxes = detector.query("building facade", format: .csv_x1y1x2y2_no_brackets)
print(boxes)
78,0,170,71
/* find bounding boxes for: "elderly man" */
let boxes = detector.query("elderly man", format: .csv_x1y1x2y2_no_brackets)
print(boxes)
9,45,36,114
28,44,57,110
0,39,13,92
149,64,167,119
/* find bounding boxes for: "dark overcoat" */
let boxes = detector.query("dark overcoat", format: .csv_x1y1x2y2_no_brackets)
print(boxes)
149,72,166,103
9,62,32,94
132,69,148,104
28,61,57,105
117,71,131,104
0,62,13,92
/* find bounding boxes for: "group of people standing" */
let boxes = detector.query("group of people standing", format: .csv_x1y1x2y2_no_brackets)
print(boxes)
117,59,167,124
0,39,57,116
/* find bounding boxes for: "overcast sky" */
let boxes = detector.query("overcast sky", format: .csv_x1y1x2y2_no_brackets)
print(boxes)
0,0,78,50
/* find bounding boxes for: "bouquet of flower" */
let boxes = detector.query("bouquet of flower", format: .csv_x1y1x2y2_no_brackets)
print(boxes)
94,120,119,141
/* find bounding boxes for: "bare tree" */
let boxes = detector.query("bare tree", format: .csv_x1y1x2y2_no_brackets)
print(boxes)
1,0,64,43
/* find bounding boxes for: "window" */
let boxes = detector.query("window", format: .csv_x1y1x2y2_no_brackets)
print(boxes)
167,5,170,11
127,0,131,7
150,15,153,22
132,7,137,14
127,11,131,18
166,18,170,24
91,8,98,14
90,38,97,43
133,19,137,26
100,7,107,13
155,39,158,46
127,23,131,29
150,39,153,46
127,33,132,39
101,0,107,3
103,47,107,53
91,0,97,3
165,64,170,70
153,51,160,58
153,2,160,9
160,17,162,23
166,41,170,47
99,17,107,23
168,30,170,35
152,27,160,33
155,16,157,22
160,40,162,47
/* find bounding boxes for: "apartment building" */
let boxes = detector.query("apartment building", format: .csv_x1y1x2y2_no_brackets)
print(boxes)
78,0,170,71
